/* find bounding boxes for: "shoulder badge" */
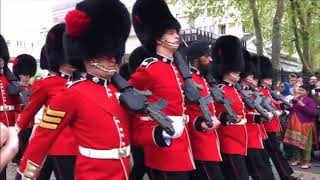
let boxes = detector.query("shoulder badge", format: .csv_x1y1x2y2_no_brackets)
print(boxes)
66,78,86,88
140,57,158,68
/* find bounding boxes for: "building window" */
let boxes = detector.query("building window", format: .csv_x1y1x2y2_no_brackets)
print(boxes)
218,24,226,34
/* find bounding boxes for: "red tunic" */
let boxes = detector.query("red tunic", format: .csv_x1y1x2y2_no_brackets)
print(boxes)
259,87,282,133
214,82,248,155
0,75,19,126
19,80,131,180
15,74,77,155
129,55,195,171
186,68,222,162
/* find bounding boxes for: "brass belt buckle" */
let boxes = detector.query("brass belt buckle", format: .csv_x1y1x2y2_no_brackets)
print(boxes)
119,148,126,158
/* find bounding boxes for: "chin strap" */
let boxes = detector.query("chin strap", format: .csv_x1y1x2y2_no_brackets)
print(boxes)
89,59,118,75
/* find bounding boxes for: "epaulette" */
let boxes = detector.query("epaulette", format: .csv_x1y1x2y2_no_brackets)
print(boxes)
66,78,86,88
140,57,158,68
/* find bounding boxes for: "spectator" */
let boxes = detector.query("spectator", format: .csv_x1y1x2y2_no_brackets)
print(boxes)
284,84,318,169
289,73,298,87
0,123,19,172
309,76,318,87
297,76,303,84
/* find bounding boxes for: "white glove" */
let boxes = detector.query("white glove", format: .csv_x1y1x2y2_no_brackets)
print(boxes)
276,110,282,117
267,112,274,119
162,117,184,139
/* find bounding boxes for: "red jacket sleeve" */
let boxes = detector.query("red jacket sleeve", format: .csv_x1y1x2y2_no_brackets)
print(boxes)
18,89,76,179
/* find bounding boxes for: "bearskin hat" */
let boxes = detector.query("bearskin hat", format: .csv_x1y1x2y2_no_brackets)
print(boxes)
119,63,130,80
240,49,255,79
186,40,211,62
0,34,10,64
128,46,150,75
45,23,66,73
63,0,131,71
211,35,244,78
250,54,261,79
39,46,48,70
132,0,181,54
12,54,37,78
258,55,274,79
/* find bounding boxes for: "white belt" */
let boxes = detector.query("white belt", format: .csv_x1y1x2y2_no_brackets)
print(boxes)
231,118,247,125
0,105,15,111
79,145,130,159
140,115,189,124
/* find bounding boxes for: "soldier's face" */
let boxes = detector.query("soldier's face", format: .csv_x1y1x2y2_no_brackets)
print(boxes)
88,57,118,79
199,54,212,66
225,71,240,83
262,78,272,86
157,29,180,51
19,75,31,84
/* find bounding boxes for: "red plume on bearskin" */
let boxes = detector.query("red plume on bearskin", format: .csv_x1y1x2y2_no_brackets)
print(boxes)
65,10,91,37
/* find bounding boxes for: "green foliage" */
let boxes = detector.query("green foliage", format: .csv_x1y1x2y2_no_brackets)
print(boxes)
178,0,320,71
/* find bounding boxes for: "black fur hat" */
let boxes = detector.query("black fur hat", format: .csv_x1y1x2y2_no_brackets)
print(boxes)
211,35,244,78
186,40,211,62
63,0,131,71
0,34,10,64
12,54,37,78
250,54,261,79
45,23,66,73
132,0,181,54
128,46,150,74
259,55,274,79
240,49,255,79
119,63,130,80
40,46,48,70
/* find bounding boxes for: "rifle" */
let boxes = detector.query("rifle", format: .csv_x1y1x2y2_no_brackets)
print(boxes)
261,97,278,117
269,89,292,108
111,74,175,135
205,73,238,123
248,86,272,121
174,51,215,128
234,83,255,109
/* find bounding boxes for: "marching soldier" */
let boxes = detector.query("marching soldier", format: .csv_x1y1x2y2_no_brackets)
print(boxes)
239,50,275,180
0,34,20,180
257,56,297,180
185,40,224,180
16,0,132,179
15,23,78,180
211,35,249,180
11,54,37,164
129,0,197,179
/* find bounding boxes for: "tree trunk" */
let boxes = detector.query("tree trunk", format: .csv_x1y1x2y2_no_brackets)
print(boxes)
289,0,312,72
248,0,264,55
271,0,284,74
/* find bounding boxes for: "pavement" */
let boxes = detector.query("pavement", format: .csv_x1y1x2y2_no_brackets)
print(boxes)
5,160,320,180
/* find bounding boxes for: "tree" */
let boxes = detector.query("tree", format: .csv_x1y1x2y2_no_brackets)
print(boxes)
248,0,263,55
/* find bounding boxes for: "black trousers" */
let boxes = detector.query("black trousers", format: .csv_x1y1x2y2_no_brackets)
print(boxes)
245,148,275,180
189,160,224,180
13,128,33,164
220,154,249,180
1,166,6,180
37,155,76,180
147,168,189,180
130,145,147,180
264,132,294,180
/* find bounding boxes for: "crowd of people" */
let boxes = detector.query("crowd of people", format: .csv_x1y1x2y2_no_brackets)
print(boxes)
276,73,320,169
0,0,319,180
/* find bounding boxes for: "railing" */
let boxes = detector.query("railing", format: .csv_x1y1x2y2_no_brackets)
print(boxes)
180,28,246,48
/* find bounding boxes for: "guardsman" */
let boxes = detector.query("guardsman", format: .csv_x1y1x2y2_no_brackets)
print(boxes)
0,34,20,180
129,0,196,179
16,0,132,179
185,40,224,180
239,50,275,180
15,23,78,180
257,56,297,180
211,35,249,180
